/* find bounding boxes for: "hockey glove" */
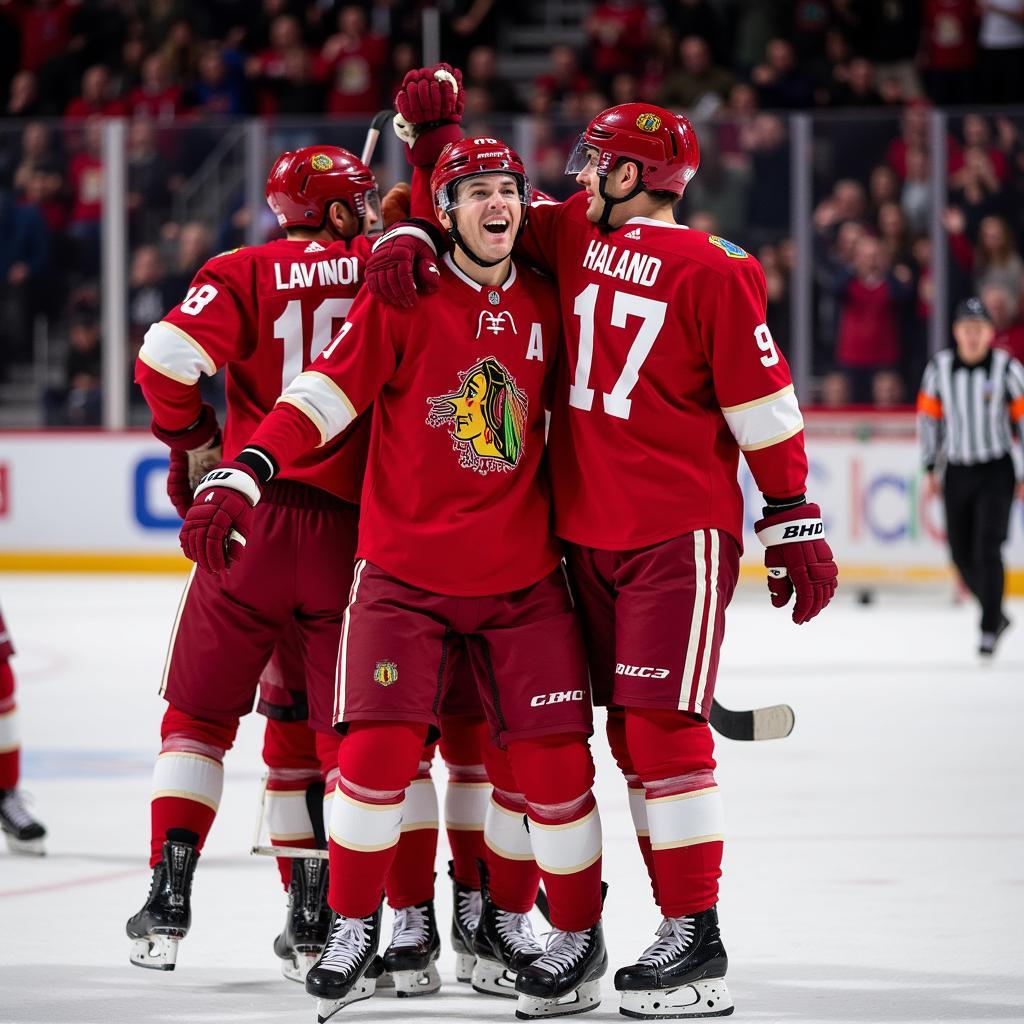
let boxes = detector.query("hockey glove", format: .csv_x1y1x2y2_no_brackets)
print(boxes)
754,501,838,624
179,462,261,574
394,63,463,128
365,220,443,309
166,448,193,519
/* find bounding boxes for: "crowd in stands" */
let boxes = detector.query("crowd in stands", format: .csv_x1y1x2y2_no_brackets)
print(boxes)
0,0,1023,422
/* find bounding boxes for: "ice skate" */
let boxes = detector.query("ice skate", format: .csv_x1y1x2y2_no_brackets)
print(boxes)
305,906,383,1021
126,832,198,971
273,856,330,982
449,860,481,983
615,906,733,1018
0,788,46,856
979,615,1012,658
515,918,607,1019
472,860,543,998
379,899,441,996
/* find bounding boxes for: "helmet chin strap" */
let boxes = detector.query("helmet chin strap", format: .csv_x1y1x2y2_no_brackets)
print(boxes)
596,161,646,231
448,208,519,269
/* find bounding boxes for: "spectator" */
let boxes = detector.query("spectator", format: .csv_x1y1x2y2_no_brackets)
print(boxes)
982,282,1024,362
159,18,201,86
247,13,309,115
10,0,76,74
950,145,1008,240
922,0,978,104
750,38,815,109
65,65,127,120
681,139,751,241
974,215,1024,302
900,146,932,234
463,45,520,113
126,53,184,122
0,186,49,371
320,5,388,115
127,120,172,238
976,0,1024,103
877,200,913,266
715,82,759,164
886,99,964,180
869,163,901,213
187,43,247,116
861,0,923,98
660,0,727,63
640,23,679,97
43,310,102,427
743,113,791,245
609,72,640,105
657,35,735,116
66,119,104,275
6,71,41,117
533,44,592,114
833,233,913,404
961,115,1009,182
164,221,213,300
441,0,499,70
808,27,854,106
585,1,650,85
128,245,171,353
829,57,884,107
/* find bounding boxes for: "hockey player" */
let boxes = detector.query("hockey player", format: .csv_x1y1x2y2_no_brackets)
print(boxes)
365,80,839,1019
130,144,386,977
179,138,608,1022
0,605,47,855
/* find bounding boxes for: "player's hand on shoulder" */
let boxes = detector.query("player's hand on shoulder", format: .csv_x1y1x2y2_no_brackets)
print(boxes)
365,219,443,309
179,461,263,574
754,499,838,624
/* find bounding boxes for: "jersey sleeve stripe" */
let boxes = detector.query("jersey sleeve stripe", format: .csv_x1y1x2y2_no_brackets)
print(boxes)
139,321,216,383
722,386,804,449
278,370,357,445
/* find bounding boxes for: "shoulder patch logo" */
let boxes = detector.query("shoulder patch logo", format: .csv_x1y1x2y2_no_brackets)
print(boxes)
310,153,333,172
708,235,748,259
636,112,662,133
212,247,242,260
426,356,528,475
373,660,398,687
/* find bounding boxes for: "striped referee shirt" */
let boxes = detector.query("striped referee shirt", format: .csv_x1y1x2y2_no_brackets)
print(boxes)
917,347,1024,471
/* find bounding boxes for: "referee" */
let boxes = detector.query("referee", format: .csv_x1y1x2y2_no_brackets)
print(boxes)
918,297,1024,657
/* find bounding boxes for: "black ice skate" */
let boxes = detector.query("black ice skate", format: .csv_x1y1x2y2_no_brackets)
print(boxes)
126,831,198,971
515,918,607,1019
472,860,543,998
273,856,331,983
379,899,441,996
305,906,383,1022
614,906,733,1018
449,860,481,983
0,788,46,856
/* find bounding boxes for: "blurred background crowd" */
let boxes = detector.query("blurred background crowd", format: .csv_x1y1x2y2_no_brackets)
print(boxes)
1,0,1023,425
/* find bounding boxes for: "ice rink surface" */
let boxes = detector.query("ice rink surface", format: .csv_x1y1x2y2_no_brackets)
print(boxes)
0,573,1022,1024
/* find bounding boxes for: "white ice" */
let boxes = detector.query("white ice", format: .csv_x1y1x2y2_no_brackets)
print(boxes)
1,574,1022,1024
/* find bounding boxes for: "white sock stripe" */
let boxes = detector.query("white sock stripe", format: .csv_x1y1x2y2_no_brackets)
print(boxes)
627,786,649,837
692,529,720,713
527,805,602,874
646,787,724,850
484,795,533,859
445,780,491,828
401,777,439,829
265,789,316,841
151,750,224,810
678,531,707,709
329,787,403,851
0,707,18,750
335,559,366,724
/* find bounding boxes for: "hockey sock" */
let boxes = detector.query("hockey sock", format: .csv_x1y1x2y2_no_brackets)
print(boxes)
440,715,490,888
315,730,341,842
625,706,723,917
506,736,603,932
385,742,439,908
481,741,540,912
149,704,238,866
263,717,321,890
606,707,659,903
328,720,427,918
0,660,19,790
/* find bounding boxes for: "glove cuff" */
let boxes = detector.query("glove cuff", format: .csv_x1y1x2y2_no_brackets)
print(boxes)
152,404,220,452
755,502,824,547
408,123,463,167
371,219,443,257
193,462,263,506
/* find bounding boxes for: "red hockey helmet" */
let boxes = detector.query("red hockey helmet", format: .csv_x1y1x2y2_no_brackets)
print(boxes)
265,145,379,229
430,137,532,214
565,103,700,196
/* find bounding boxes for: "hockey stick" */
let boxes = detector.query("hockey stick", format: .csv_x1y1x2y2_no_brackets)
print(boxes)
710,698,794,741
361,108,395,165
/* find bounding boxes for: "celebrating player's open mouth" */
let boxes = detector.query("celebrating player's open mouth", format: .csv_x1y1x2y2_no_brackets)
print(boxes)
443,173,523,265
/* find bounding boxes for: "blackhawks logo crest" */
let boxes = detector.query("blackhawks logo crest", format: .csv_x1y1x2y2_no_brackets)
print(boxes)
310,152,333,171
426,356,528,476
373,660,398,687
635,112,662,133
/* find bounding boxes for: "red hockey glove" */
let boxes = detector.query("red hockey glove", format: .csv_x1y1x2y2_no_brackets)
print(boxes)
179,462,261,574
166,448,193,519
754,502,838,624
365,221,442,309
395,63,464,126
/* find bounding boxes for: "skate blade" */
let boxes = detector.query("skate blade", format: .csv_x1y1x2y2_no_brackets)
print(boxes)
516,978,602,1019
472,956,520,999
279,951,319,984
618,978,733,1019
129,934,181,971
391,962,441,997
316,977,376,1021
4,834,45,856
455,951,476,984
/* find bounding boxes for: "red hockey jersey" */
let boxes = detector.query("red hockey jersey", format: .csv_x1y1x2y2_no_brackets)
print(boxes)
519,192,809,550
135,236,372,503
247,253,563,597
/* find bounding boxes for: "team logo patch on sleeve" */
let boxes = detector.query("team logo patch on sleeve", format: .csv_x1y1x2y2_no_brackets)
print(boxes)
426,357,528,475
310,153,334,171
635,112,662,132
373,660,398,687
708,235,748,259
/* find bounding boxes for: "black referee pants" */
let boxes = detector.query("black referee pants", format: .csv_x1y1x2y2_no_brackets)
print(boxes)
942,456,1016,633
